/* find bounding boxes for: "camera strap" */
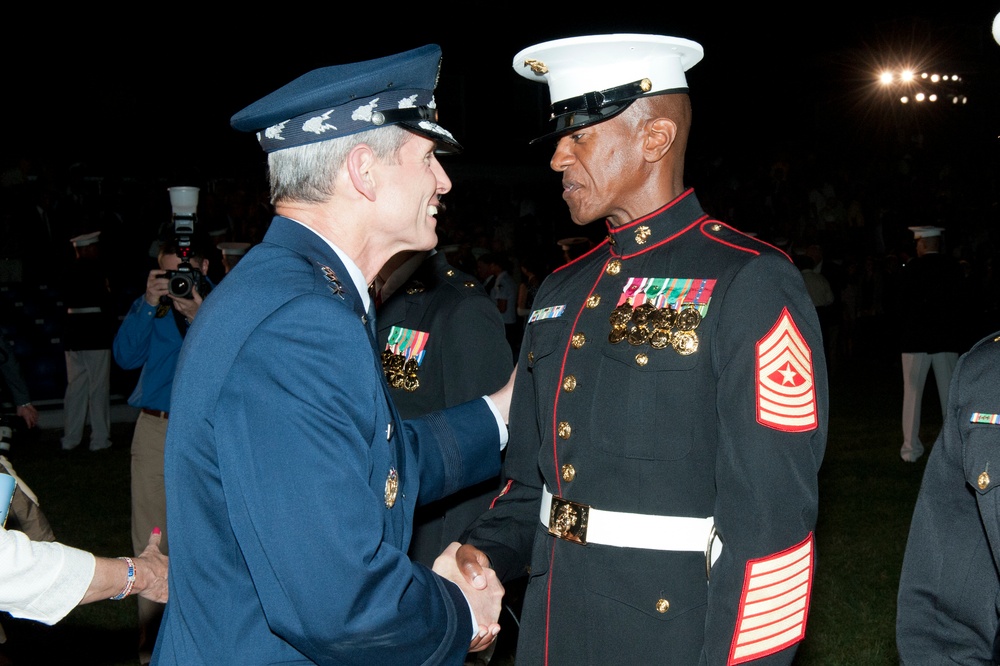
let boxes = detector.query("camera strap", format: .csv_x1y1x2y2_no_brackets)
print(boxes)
171,308,190,339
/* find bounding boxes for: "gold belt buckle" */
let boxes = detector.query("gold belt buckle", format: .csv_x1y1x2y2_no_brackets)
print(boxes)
548,495,590,545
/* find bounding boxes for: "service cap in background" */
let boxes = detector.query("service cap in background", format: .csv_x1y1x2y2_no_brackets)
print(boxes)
70,231,101,247
513,34,704,143
231,44,461,154
908,225,944,239
217,242,251,257
556,236,590,251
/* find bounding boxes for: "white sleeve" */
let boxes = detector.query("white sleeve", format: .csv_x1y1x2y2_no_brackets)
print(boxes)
0,527,96,624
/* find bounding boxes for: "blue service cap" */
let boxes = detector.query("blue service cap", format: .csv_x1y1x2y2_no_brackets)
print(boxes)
231,44,461,154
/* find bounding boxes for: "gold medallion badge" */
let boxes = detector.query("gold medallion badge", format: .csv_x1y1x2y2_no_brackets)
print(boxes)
384,468,399,508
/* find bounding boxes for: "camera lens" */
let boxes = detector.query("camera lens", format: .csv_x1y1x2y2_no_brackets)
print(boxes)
169,275,192,297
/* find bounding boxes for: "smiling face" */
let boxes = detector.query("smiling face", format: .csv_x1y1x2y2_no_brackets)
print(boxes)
548,109,648,228
374,131,452,253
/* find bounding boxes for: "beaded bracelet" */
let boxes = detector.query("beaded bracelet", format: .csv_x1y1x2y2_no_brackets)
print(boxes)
110,557,136,600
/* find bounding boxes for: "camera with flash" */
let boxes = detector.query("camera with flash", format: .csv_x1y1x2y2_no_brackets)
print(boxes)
163,186,207,299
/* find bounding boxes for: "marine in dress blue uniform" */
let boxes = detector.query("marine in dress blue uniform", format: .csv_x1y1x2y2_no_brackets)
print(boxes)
897,331,1000,664
153,45,508,665
898,225,966,462
376,249,513,567
459,35,828,665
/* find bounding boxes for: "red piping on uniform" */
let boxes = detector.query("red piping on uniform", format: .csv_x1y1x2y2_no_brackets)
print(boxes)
543,254,608,666
613,187,695,231
551,261,607,495
489,479,513,510
617,216,707,260
700,220,766,257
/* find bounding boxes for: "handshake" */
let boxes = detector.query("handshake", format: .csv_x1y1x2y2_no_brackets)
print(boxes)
433,543,504,653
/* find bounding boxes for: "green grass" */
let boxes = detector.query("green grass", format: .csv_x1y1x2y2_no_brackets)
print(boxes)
0,355,945,664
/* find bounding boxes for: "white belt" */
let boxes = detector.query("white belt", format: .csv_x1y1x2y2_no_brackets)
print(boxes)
67,307,102,314
541,486,722,566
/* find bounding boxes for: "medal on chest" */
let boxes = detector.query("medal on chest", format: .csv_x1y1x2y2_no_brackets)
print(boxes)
608,277,716,355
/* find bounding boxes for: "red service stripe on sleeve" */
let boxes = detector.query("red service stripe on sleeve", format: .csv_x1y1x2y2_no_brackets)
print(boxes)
756,308,818,432
728,534,814,665
489,479,513,510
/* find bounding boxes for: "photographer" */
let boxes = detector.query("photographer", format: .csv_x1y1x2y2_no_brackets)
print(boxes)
112,230,212,666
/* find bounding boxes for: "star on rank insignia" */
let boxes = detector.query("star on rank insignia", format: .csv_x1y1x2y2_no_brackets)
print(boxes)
755,308,817,432
319,264,345,298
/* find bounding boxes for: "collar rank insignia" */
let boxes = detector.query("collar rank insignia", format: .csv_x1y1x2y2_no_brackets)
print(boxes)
319,264,345,298
384,468,399,508
382,326,429,392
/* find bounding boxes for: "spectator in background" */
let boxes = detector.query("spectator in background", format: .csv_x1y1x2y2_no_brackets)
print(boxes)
0,336,53,543
794,253,834,314
112,232,212,665
805,242,846,375
60,231,113,453
216,241,251,276
516,254,545,332
0,335,39,439
479,253,519,357
898,225,966,463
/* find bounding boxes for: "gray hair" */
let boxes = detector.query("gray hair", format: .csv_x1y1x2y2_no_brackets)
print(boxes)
267,125,410,205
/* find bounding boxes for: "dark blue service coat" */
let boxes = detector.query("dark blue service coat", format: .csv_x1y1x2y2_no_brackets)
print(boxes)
897,331,1000,664
464,189,828,665
153,216,501,665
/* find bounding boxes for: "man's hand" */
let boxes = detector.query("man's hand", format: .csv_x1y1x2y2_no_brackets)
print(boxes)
134,527,169,603
144,269,169,307
487,366,517,426
16,404,38,429
168,285,203,323
433,542,503,653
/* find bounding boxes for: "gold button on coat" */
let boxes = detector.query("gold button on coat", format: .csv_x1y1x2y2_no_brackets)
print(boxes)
586,295,601,308
562,375,577,392
561,464,576,482
979,471,990,490
606,260,622,275
571,332,586,349
656,598,670,613
558,422,572,439
635,353,649,366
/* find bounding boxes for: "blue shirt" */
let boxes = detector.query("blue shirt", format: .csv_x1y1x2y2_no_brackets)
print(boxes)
112,298,185,413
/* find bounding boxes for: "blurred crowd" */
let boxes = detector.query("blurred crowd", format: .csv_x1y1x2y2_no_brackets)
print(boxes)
1,128,998,404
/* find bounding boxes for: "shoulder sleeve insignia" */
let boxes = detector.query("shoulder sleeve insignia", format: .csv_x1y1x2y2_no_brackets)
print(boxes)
728,533,814,665
755,308,817,432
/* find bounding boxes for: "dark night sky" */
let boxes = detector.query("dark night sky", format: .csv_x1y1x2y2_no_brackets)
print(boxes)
4,8,998,185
